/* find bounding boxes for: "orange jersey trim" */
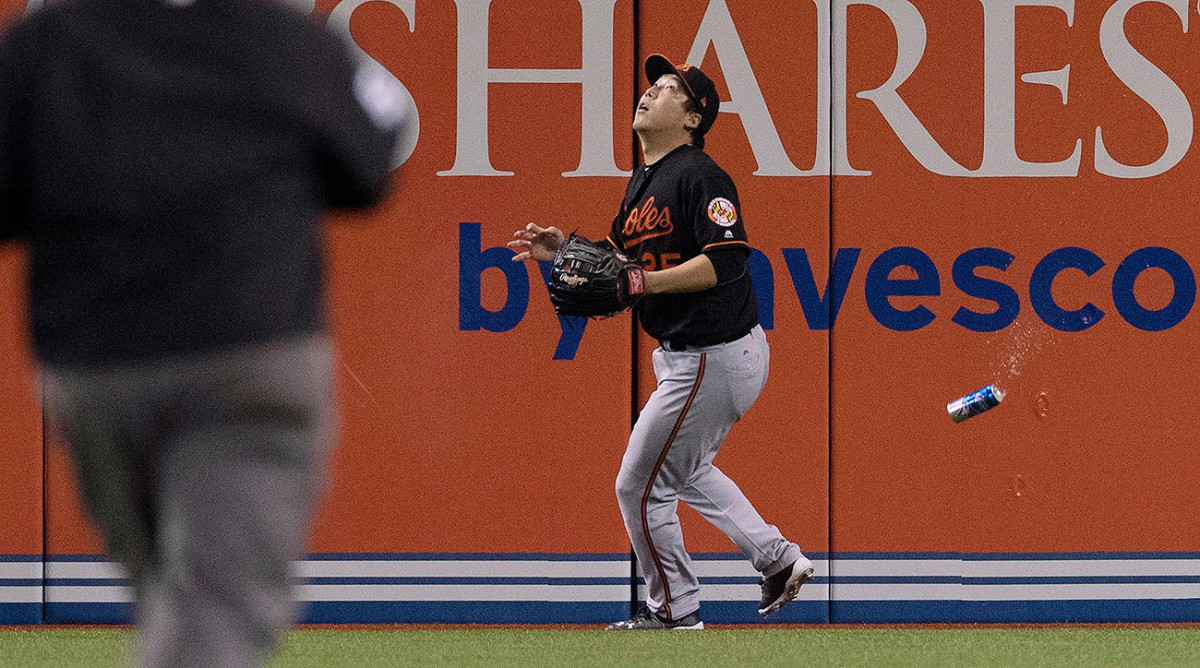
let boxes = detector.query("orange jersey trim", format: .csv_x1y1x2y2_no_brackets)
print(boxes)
702,240,750,251
623,229,674,247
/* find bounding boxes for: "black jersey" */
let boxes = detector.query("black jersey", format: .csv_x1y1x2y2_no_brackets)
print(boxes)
607,145,758,346
0,0,397,366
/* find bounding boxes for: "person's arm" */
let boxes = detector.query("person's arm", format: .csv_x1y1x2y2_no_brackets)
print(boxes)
643,254,716,294
654,171,752,294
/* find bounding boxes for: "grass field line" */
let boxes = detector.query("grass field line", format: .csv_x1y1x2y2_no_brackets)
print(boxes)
5,627,1200,668
9,621,1200,630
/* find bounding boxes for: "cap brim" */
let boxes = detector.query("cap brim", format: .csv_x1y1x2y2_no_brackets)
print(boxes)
644,54,697,100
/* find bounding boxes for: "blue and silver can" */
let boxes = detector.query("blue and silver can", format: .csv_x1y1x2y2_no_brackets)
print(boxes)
947,384,1005,423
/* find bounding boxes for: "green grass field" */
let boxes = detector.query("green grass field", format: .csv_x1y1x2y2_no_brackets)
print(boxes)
4,627,1200,667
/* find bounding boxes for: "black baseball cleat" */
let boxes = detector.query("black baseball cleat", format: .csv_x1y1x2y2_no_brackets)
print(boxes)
758,556,815,617
605,606,704,630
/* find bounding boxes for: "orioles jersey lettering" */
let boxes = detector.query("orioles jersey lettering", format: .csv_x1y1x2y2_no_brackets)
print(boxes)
623,196,674,246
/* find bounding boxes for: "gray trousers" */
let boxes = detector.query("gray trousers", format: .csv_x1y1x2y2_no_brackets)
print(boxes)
616,325,801,620
42,334,336,668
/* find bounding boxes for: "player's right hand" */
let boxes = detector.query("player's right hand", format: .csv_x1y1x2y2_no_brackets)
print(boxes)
508,223,565,262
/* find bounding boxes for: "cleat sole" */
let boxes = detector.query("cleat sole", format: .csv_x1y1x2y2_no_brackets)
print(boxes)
758,566,814,617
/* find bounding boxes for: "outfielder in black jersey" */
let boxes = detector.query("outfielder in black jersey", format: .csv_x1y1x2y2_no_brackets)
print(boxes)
512,55,812,630
606,142,757,348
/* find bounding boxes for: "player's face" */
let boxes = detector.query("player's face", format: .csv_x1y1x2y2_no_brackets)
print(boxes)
633,74,699,134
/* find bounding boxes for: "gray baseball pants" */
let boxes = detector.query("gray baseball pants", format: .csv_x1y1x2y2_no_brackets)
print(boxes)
42,334,336,668
616,325,802,620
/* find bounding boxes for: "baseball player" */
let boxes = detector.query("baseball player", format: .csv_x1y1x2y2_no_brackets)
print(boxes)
511,55,813,630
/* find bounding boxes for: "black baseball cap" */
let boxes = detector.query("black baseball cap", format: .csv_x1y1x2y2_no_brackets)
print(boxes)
644,54,720,137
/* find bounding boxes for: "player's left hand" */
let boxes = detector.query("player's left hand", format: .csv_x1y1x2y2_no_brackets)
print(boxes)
508,223,565,262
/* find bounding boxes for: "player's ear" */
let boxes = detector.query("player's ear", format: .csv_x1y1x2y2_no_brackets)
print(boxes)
683,111,701,132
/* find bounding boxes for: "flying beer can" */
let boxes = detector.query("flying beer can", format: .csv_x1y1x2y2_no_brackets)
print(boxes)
947,384,1006,423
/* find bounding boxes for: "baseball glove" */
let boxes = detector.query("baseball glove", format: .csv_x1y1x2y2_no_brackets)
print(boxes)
548,234,645,317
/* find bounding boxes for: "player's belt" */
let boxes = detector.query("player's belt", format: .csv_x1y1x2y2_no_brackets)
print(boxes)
659,328,754,352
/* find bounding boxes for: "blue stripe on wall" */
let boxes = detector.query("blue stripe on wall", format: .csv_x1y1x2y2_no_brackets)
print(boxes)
41,599,1200,625
299,601,629,625
44,579,128,587
828,552,962,560
44,603,133,625
0,604,41,625
835,551,1200,560
966,552,1200,561
299,577,632,586
696,601,829,624
969,600,1200,623
832,601,967,623
0,555,41,562
37,575,1200,587
299,600,831,624
304,553,633,561
965,576,1200,585
693,552,831,560
834,600,1200,624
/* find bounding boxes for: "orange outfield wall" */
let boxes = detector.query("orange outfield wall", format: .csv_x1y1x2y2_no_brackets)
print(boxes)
19,0,829,562
0,247,39,557
1,0,1198,625
831,0,1200,556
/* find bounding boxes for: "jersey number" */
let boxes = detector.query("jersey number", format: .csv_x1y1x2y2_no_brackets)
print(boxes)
641,252,682,271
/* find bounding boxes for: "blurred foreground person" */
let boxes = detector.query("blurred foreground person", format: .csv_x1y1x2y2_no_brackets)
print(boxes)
0,0,404,665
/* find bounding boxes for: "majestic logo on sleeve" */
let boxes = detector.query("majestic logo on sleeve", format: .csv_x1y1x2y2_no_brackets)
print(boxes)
622,196,674,246
707,197,738,227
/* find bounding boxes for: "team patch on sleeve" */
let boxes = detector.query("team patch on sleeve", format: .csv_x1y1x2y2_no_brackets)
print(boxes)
707,197,738,227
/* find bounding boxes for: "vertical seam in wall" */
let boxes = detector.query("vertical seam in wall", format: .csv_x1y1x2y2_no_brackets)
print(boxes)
41,386,48,625
826,0,835,625
629,0,641,619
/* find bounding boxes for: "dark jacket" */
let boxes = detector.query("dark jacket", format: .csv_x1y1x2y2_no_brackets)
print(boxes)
0,0,399,365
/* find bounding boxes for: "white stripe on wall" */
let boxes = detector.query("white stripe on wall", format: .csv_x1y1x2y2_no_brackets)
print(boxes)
32,581,1200,605
298,584,631,602
832,583,965,601
45,562,127,580
681,583,830,602
292,560,631,579
963,583,1200,601
833,560,957,577
693,560,830,578
16,557,1200,606
834,582,1200,601
0,563,42,579
961,559,1200,578
44,586,134,604
0,586,41,603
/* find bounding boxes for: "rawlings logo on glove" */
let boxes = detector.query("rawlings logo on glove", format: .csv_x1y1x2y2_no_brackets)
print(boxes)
548,234,645,317
559,274,590,287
